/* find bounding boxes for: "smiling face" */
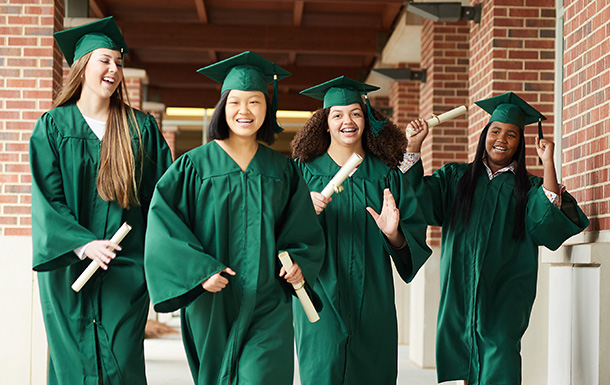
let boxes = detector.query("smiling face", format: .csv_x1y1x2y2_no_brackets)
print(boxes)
224,89,267,140
485,121,521,172
326,103,366,150
81,48,123,101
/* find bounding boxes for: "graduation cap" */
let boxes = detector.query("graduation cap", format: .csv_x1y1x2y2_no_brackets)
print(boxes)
300,76,387,135
53,16,128,67
475,92,547,138
197,51,291,133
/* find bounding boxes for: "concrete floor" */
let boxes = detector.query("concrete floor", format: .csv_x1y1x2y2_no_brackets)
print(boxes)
144,330,439,385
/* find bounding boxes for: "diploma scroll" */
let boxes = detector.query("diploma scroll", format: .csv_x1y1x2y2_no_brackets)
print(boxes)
278,251,320,323
71,222,132,292
320,153,363,199
406,105,467,136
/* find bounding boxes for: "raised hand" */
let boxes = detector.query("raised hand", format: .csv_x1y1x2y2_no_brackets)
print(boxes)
406,118,429,153
366,188,405,248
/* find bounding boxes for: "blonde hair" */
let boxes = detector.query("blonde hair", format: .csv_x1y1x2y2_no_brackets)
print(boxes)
54,51,143,209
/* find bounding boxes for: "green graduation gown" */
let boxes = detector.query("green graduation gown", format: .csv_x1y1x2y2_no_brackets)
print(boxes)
293,153,431,385
29,102,173,385
405,161,589,385
144,141,325,385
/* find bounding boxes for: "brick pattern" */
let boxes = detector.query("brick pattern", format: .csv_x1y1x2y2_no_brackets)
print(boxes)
389,63,421,129
0,0,62,236
124,76,142,110
418,19,470,246
469,0,555,171
562,0,609,231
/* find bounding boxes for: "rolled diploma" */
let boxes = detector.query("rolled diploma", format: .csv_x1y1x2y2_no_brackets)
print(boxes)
71,222,132,292
320,153,363,198
406,105,467,136
278,251,320,323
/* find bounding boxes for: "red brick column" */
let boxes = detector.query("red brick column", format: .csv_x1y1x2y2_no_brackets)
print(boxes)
389,64,421,130
0,0,63,236
562,0,608,232
123,68,146,111
469,0,556,170
419,19,470,246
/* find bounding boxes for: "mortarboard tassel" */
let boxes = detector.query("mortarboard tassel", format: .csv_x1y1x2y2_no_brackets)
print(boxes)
538,117,543,139
363,93,387,136
272,67,283,133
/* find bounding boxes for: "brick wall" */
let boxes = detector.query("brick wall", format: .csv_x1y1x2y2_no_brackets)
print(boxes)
389,64,421,129
469,0,555,171
0,0,62,236
124,76,142,110
418,19,470,246
562,0,609,231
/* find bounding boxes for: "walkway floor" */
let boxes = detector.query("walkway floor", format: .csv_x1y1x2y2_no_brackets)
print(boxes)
144,323,439,385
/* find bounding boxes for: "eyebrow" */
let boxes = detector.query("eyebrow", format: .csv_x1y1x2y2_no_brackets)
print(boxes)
99,53,122,61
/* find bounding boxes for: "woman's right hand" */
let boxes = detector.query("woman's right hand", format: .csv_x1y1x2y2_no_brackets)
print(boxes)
201,267,237,293
310,191,331,215
406,118,429,153
84,240,121,270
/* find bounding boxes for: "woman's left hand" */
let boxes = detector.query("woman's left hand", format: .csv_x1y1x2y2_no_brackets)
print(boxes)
366,188,405,247
280,262,304,285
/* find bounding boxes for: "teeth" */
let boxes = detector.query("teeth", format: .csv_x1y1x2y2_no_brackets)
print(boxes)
103,77,114,84
341,128,356,133
493,145,506,151
237,119,253,123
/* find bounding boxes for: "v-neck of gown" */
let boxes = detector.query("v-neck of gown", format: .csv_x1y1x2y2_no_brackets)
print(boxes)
212,140,260,173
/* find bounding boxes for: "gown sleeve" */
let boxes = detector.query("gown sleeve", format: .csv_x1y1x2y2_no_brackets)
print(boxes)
138,113,173,213
275,161,325,285
403,160,458,227
144,155,227,313
382,169,432,283
29,112,98,271
526,183,589,250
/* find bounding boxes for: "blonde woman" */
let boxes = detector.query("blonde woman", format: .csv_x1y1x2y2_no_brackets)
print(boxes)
29,17,172,385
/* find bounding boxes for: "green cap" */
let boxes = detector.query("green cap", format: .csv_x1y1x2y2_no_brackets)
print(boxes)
299,76,380,109
197,51,291,95
475,92,546,131
300,76,387,135
197,51,291,133
53,16,128,66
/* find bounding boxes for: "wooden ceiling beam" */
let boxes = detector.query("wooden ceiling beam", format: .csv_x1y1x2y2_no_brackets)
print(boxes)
218,0,402,3
293,1,304,26
194,0,208,23
137,62,363,89
89,0,107,18
121,22,380,55
381,4,402,29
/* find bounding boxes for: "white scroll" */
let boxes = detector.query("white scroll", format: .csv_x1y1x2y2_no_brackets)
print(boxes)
406,105,468,136
320,153,363,199
71,222,132,292
278,251,320,323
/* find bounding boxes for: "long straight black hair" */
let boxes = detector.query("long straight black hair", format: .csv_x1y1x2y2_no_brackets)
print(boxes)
450,122,530,240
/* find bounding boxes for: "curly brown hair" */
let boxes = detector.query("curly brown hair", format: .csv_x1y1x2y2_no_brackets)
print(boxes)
291,104,407,168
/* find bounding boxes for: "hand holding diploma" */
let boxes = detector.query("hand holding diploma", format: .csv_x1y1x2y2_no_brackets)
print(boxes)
405,105,467,137
320,153,363,199
310,191,331,215
278,251,320,323
71,222,132,292
405,118,429,153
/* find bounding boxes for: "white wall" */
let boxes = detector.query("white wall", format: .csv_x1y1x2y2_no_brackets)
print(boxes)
0,236,47,385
